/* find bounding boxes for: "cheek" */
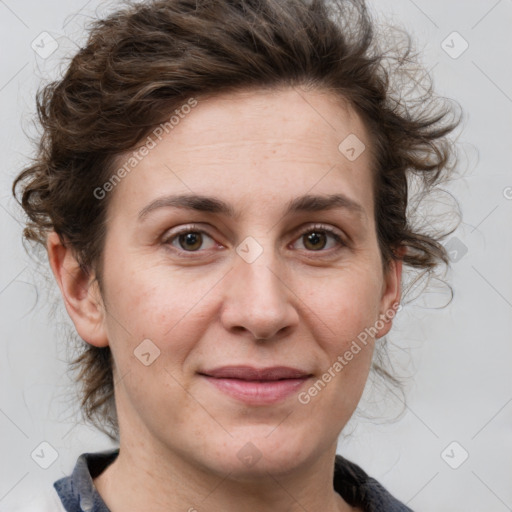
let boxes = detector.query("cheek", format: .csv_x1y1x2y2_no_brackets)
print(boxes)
306,266,382,346
300,281,378,426
100,266,205,425
297,267,381,410
101,263,216,370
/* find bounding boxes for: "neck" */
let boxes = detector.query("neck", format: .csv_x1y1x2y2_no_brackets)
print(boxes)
93,438,356,512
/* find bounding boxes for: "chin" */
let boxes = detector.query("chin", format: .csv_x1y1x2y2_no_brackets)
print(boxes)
199,429,315,479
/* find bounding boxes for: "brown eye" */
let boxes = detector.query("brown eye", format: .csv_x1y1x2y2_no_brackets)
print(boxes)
292,225,346,253
163,226,217,254
303,231,328,251
177,232,203,251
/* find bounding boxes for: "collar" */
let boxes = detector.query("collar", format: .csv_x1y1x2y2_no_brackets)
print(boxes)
53,449,117,512
333,454,413,511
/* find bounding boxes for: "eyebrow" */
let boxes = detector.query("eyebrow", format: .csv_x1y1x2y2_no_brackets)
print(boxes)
137,193,367,221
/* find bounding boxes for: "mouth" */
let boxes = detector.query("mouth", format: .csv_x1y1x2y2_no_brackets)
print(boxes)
198,366,313,404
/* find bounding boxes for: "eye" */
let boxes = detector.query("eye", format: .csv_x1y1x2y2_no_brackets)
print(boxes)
292,224,346,253
162,226,218,253
162,223,347,257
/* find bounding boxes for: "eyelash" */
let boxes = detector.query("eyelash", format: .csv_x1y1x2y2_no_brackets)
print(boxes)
162,223,347,257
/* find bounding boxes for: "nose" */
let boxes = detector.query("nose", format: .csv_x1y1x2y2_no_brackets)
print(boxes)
219,248,299,341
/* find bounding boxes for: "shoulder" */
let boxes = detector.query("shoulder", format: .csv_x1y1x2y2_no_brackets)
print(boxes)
1,488,65,512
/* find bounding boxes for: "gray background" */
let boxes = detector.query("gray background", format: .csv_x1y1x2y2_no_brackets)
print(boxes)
1,1,511,510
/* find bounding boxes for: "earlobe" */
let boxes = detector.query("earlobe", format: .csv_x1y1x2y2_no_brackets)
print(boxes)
47,231,109,347
375,249,404,339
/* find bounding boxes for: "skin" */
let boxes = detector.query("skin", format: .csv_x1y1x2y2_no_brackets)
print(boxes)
48,86,403,512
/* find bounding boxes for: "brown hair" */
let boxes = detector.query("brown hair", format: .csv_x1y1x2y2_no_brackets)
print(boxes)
13,0,461,440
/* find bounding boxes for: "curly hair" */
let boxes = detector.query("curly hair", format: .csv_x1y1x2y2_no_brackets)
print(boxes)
13,0,461,440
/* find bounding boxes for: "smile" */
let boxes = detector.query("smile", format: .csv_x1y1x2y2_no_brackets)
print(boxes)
198,366,313,405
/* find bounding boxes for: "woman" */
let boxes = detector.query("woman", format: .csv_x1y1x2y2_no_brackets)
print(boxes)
12,0,459,510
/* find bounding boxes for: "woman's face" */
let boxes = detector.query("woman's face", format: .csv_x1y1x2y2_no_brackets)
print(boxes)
81,87,401,475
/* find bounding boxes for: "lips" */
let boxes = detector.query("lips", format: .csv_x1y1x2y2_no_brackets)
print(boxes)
199,365,311,381
198,366,312,404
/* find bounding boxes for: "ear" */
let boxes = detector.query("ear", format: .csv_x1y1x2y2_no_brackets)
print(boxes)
47,231,109,347
375,246,405,339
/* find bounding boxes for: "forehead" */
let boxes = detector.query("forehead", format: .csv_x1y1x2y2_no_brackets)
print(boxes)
167,87,372,161
106,86,376,221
